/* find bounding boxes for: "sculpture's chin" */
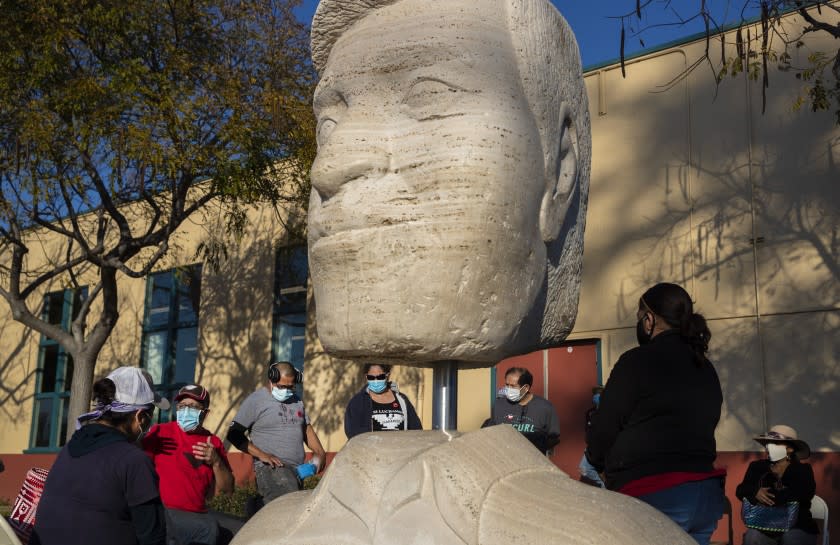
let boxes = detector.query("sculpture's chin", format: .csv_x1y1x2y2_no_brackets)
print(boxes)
309,223,546,364
313,298,526,364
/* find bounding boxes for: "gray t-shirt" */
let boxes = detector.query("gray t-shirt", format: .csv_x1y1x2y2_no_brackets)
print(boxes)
233,388,310,467
490,394,560,453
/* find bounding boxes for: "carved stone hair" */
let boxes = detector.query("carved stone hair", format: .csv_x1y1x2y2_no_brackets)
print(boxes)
310,0,591,348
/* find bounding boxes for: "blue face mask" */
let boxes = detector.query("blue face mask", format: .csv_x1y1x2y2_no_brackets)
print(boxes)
272,386,294,402
176,407,203,432
367,379,388,394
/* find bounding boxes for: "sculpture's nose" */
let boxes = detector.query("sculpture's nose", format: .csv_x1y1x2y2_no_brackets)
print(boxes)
310,129,391,199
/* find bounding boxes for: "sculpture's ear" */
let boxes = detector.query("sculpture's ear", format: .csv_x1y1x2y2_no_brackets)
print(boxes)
539,103,578,243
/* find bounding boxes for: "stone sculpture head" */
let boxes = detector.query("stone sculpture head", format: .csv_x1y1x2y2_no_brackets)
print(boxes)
308,0,591,363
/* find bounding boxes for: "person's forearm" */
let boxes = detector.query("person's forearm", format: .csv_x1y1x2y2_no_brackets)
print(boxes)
246,441,269,461
305,426,326,462
212,459,235,496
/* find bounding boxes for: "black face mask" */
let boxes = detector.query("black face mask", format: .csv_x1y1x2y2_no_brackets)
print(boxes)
636,315,654,345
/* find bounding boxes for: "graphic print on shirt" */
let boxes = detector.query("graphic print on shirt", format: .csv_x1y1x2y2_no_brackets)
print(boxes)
274,401,306,425
371,399,405,431
505,411,536,434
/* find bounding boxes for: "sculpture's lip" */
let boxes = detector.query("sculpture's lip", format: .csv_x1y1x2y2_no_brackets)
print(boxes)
309,219,429,248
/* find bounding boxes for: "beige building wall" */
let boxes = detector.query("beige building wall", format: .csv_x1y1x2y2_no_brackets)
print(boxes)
564,5,839,453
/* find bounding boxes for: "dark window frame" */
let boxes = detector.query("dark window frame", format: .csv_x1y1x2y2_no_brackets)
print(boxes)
26,288,86,453
140,264,202,422
271,246,308,398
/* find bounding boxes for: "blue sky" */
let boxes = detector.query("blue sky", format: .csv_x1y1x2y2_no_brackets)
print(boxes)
294,1,757,69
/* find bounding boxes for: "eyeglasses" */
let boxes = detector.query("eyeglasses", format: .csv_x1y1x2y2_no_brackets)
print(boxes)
176,403,205,411
273,383,296,390
366,374,388,381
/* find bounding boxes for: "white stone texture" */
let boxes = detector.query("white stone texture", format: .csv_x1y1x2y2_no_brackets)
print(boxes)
231,426,696,545
307,0,591,364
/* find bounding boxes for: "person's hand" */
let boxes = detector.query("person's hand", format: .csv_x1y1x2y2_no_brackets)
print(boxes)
755,487,775,506
192,437,220,466
258,453,284,468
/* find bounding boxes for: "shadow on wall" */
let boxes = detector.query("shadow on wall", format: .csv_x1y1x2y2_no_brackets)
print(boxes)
586,58,838,450
194,235,277,438
303,298,363,442
628,123,839,448
0,323,35,422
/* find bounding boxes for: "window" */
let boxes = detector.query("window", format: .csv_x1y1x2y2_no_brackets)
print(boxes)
272,246,307,394
141,265,201,421
28,288,86,452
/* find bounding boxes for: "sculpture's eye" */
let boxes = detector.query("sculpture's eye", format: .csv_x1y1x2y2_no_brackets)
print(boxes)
316,118,337,146
404,78,465,121
313,87,347,146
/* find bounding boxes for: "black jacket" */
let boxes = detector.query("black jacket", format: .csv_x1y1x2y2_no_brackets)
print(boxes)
586,329,723,491
735,458,819,534
344,385,422,439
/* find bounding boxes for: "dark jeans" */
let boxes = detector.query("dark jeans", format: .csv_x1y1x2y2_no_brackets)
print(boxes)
744,528,818,545
166,508,245,545
253,464,301,505
637,477,726,545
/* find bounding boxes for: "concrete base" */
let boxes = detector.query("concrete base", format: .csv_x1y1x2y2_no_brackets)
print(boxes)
231,426,695,545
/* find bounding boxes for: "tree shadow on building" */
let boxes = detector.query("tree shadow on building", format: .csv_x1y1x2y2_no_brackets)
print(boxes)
0,322,35,421
617,98,838,451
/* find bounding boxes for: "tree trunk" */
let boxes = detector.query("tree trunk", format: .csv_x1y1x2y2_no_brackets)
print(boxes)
64,266,121,442
66,351,97,442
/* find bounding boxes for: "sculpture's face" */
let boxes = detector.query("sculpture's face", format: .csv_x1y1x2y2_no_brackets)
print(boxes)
309,0,549,361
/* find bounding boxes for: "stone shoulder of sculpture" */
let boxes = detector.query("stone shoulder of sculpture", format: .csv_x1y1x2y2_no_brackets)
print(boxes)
307,0,592,364
230,426,696,545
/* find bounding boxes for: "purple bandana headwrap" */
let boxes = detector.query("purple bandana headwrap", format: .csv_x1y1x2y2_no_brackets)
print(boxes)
75,400,154,429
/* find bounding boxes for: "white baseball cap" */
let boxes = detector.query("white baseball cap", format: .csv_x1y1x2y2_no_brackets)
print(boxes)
106,367,170,411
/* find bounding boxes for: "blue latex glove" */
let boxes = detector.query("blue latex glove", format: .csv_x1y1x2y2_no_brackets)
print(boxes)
296,463,317,480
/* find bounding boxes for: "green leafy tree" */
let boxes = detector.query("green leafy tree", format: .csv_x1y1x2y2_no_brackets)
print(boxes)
616,1,840,124
0,0,316,438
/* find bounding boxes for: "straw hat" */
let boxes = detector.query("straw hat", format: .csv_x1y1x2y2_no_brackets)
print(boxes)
754,424,810,460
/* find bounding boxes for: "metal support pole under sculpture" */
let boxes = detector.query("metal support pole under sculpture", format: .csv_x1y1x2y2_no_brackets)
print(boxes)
431,361,458,431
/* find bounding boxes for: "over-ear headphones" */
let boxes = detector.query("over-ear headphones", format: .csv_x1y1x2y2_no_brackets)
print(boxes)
267,361,302,384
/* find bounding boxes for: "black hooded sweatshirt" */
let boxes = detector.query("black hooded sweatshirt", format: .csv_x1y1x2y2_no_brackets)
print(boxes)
31,423,166,545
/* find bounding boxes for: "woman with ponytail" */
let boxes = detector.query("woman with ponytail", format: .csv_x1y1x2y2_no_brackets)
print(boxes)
585,283,725,545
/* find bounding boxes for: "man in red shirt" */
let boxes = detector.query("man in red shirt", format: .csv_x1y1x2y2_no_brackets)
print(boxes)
142,384,235,545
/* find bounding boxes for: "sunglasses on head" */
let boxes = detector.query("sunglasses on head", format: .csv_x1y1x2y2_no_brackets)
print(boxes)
366,373,388,381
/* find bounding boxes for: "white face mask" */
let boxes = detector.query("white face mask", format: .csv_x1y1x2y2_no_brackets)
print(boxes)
272,386,294,403
767,443,788,462
505,385,525,403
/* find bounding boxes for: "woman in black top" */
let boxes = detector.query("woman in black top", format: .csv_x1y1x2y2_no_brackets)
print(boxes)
344,363,422,439
736,425,819,545
586,282,725,545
